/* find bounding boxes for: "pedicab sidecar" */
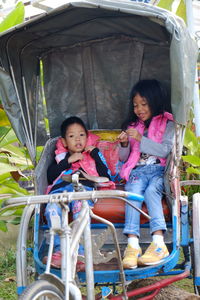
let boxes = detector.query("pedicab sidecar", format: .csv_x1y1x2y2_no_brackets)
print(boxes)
0,0,199,299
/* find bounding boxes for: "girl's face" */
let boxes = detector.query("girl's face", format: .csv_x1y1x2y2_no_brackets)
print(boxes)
62,123,87,154
133,93,152,121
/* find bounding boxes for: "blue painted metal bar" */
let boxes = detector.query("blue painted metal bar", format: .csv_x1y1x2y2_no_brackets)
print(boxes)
180,201,190,246
126,192,144,202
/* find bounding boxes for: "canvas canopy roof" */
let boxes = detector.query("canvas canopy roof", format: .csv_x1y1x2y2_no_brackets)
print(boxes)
0,0,198,162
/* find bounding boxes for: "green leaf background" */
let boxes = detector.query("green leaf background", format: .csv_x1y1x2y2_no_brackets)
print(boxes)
182,155,200,167
0,2,28,231
0,2,24,33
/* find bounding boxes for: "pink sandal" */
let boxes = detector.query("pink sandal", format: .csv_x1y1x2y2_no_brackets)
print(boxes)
43,251,85,271
43,251,62,269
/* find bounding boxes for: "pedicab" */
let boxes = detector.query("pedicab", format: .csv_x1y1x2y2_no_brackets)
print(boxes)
0,0,199,299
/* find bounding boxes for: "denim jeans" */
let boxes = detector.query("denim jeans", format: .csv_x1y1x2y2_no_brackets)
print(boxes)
45,183,93,253
123,165,166,237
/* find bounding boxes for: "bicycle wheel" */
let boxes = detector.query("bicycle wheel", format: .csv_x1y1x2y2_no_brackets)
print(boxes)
19,279,64,300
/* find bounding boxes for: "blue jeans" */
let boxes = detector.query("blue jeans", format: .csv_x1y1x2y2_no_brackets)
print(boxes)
123,165,166,237
45,184,93,253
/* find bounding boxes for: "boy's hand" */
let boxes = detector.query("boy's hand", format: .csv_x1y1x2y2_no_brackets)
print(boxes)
85,145,95,153
117,131,129,147
68,153,83,163
126,128,142,141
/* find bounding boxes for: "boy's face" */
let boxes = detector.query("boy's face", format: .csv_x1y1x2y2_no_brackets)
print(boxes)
62,123,87,154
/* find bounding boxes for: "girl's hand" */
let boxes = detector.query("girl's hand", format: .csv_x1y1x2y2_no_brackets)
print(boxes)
68,153,83,163
117,131,129,147
85,145,95,153
126,128,142,141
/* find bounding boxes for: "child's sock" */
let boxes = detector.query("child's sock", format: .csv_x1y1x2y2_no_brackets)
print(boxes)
128,236,140,249
152,234,165,246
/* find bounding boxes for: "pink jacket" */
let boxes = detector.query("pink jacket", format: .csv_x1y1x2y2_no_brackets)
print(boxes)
55,132,100,176
120,112,174,181
53,133,115,189
71,151,99,176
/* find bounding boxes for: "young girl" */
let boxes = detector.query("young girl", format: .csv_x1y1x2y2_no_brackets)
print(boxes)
118,79,175,269
44,116,113,269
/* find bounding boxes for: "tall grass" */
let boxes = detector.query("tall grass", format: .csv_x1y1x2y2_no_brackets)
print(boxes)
0,248,17,300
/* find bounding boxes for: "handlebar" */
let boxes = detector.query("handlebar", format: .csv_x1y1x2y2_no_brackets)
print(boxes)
62,170,109,183
3,190,144,207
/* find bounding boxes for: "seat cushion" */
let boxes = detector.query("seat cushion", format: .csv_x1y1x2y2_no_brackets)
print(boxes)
92,198,171,224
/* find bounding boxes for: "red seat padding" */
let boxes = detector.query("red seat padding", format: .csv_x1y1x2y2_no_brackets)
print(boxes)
92,198,170,224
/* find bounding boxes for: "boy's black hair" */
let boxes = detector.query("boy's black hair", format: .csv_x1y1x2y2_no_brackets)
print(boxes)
60,116,88,138
122,79,169,130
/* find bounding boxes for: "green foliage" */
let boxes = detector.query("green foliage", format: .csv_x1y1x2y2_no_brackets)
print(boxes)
157,0,187,23
0,2,24,33
0,248,17,300
157,0,174,11
0,128,18,146
0,139,32,232
176,0,187,24
181,128,200,198
0,220,8,232
0,3,31,232
0,108,11,126
0,113,32,232
182,128,200,173
0,127,32,176
35,146,44,164
0,248,16,271
0,106,43,233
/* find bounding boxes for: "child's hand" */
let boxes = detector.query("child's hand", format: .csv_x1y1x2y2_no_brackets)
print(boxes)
117,131,129,147
85,145,95,153
68,153,83,163
126,128,142,141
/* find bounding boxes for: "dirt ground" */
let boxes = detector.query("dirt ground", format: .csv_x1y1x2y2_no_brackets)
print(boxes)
127,278,200,299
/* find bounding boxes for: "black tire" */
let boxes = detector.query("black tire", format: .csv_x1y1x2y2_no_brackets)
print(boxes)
194,285,200,296
19,279,64,300
191,244,200,295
